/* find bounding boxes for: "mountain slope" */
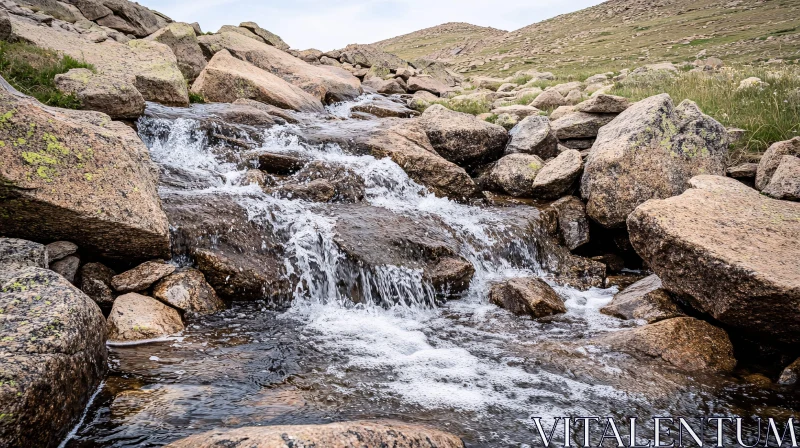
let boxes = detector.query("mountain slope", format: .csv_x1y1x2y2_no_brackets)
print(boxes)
370,0,800,75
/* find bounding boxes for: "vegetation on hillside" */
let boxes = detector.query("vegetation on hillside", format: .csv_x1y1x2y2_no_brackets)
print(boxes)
0,41,93,108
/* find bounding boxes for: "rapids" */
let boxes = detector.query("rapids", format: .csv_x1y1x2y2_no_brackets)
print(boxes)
64,97,799,447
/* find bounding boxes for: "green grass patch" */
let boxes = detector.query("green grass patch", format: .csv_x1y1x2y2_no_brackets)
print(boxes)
414,98,493,116
688,38,713,46
0,40,94,108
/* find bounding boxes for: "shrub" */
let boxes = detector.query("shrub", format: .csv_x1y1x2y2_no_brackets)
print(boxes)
0,40,94,108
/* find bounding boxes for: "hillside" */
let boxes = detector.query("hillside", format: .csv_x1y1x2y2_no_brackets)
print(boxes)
369,0,800,75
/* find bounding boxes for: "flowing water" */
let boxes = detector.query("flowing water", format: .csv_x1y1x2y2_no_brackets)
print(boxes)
66,98,799,447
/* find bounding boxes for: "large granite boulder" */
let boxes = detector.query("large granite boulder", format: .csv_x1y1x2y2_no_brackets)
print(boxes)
531,149,582,199
164,420,464,448
0,268,107,447
488,153,544,197
600,274,684,323
627,175,800,344
54,68,145,119
0,87,170,261
505,115,558,159
146,22,207,82
551,111,616,140
581,94,728,227
197,32,361,102
594,317,736,373
755,137,800,190
338,44,406,69
419,104,508,169
93,0,170,37
574,94,631,113
239,21,290,50
191,50,325,113
106,292,184,342
406,76,452,97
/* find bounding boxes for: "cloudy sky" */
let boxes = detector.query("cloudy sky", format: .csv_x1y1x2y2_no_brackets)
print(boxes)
138,0,605,51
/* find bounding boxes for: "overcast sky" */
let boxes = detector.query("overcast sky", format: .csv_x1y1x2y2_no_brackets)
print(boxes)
138,0,606,51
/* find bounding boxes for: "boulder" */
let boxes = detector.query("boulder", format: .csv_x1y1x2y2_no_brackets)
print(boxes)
531,149,582,199
627,175,800,344
0,87,170,261
197,32,361,102
275,161,365,203
531,90,566,109
549,105,575,121
727,162,759,179
65,0,112,21
352,97,418,118
146,22,207,82
762,155,800,201
574,94,631,113
164,420,465,448
491,105,541,119
152,268,224,315
239,21,290,50
111,260,175,292
339,44,406,69
488,153,544,197
395,66,416,80
551,111,616,140
45,240,77,263
54,68,145,119
494,112,518,130
778,358,800,386
419,104,508,168
0,267,106,447
407,76,450,96
78,261,116,306
255,151,308,175
50,254,80,283
191,50,324,113
547,196,590,250
106,292,184,342
15,0,85,22
0,238,47,283
489,277,566,318
505,115,558,158
581,94,728,227
297,48,323,64
232,98,299,123
10,18,188,106
755,137,800,190
550,81,584,96
94,0,169,37
594,317,736,373
362,77,407,95
600,275,684,323
564,89,583,105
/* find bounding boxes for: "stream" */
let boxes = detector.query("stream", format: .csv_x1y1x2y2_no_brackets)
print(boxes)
65,97,799,447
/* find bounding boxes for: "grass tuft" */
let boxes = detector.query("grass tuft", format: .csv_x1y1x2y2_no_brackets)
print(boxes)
0,40,94,108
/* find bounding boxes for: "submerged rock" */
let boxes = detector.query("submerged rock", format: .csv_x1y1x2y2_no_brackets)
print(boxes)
0,87,170,261
489,277,566,318
0,268,107,447
153,269,224,315
107,292,184,342
600,275,684,323
420,104,508,169
778,358,800,386
164,420,465,448
111,260,176,293
276,161,365,203
627,175,800,344
582,94,728,227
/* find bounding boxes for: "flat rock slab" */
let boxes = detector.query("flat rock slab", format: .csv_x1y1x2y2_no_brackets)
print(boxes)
627,175,800,344
111,260,176,292
600,274,684,323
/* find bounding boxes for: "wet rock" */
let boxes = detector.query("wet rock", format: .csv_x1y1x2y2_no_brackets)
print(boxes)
107,292,184,342
627,175,800,344
727,162,759,179
755,137,800,190
111,260,176,293
574,94,631,113
548,196,590,250
532,149,582,199
152,268,224,315
0,268,106,447
582,94,728,227
197,32,361,102
600,275,684,323
54,68,145,119
328,204,475,301
277,161,365,203
191,50,324,113
164,420,465,448
407,76,450,96
146,22,207,82
0,238,47,283
232,98,299,124
78,261,116,306
351,96,419,118
761,155,800,201
488,153,544,197
778,358,800,386
420,104,508,168
551,111,616,140
164,195,291,303
489,277,566,318
531,89,566,109
593,253,625,274
594,317,736,373
45,240,78,263
239,21,290,50
51,255,80,283
505,115,558,159
256,151,309,175
0,87,170,261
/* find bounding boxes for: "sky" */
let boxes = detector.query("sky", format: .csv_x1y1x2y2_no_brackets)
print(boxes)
137,0,606,52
